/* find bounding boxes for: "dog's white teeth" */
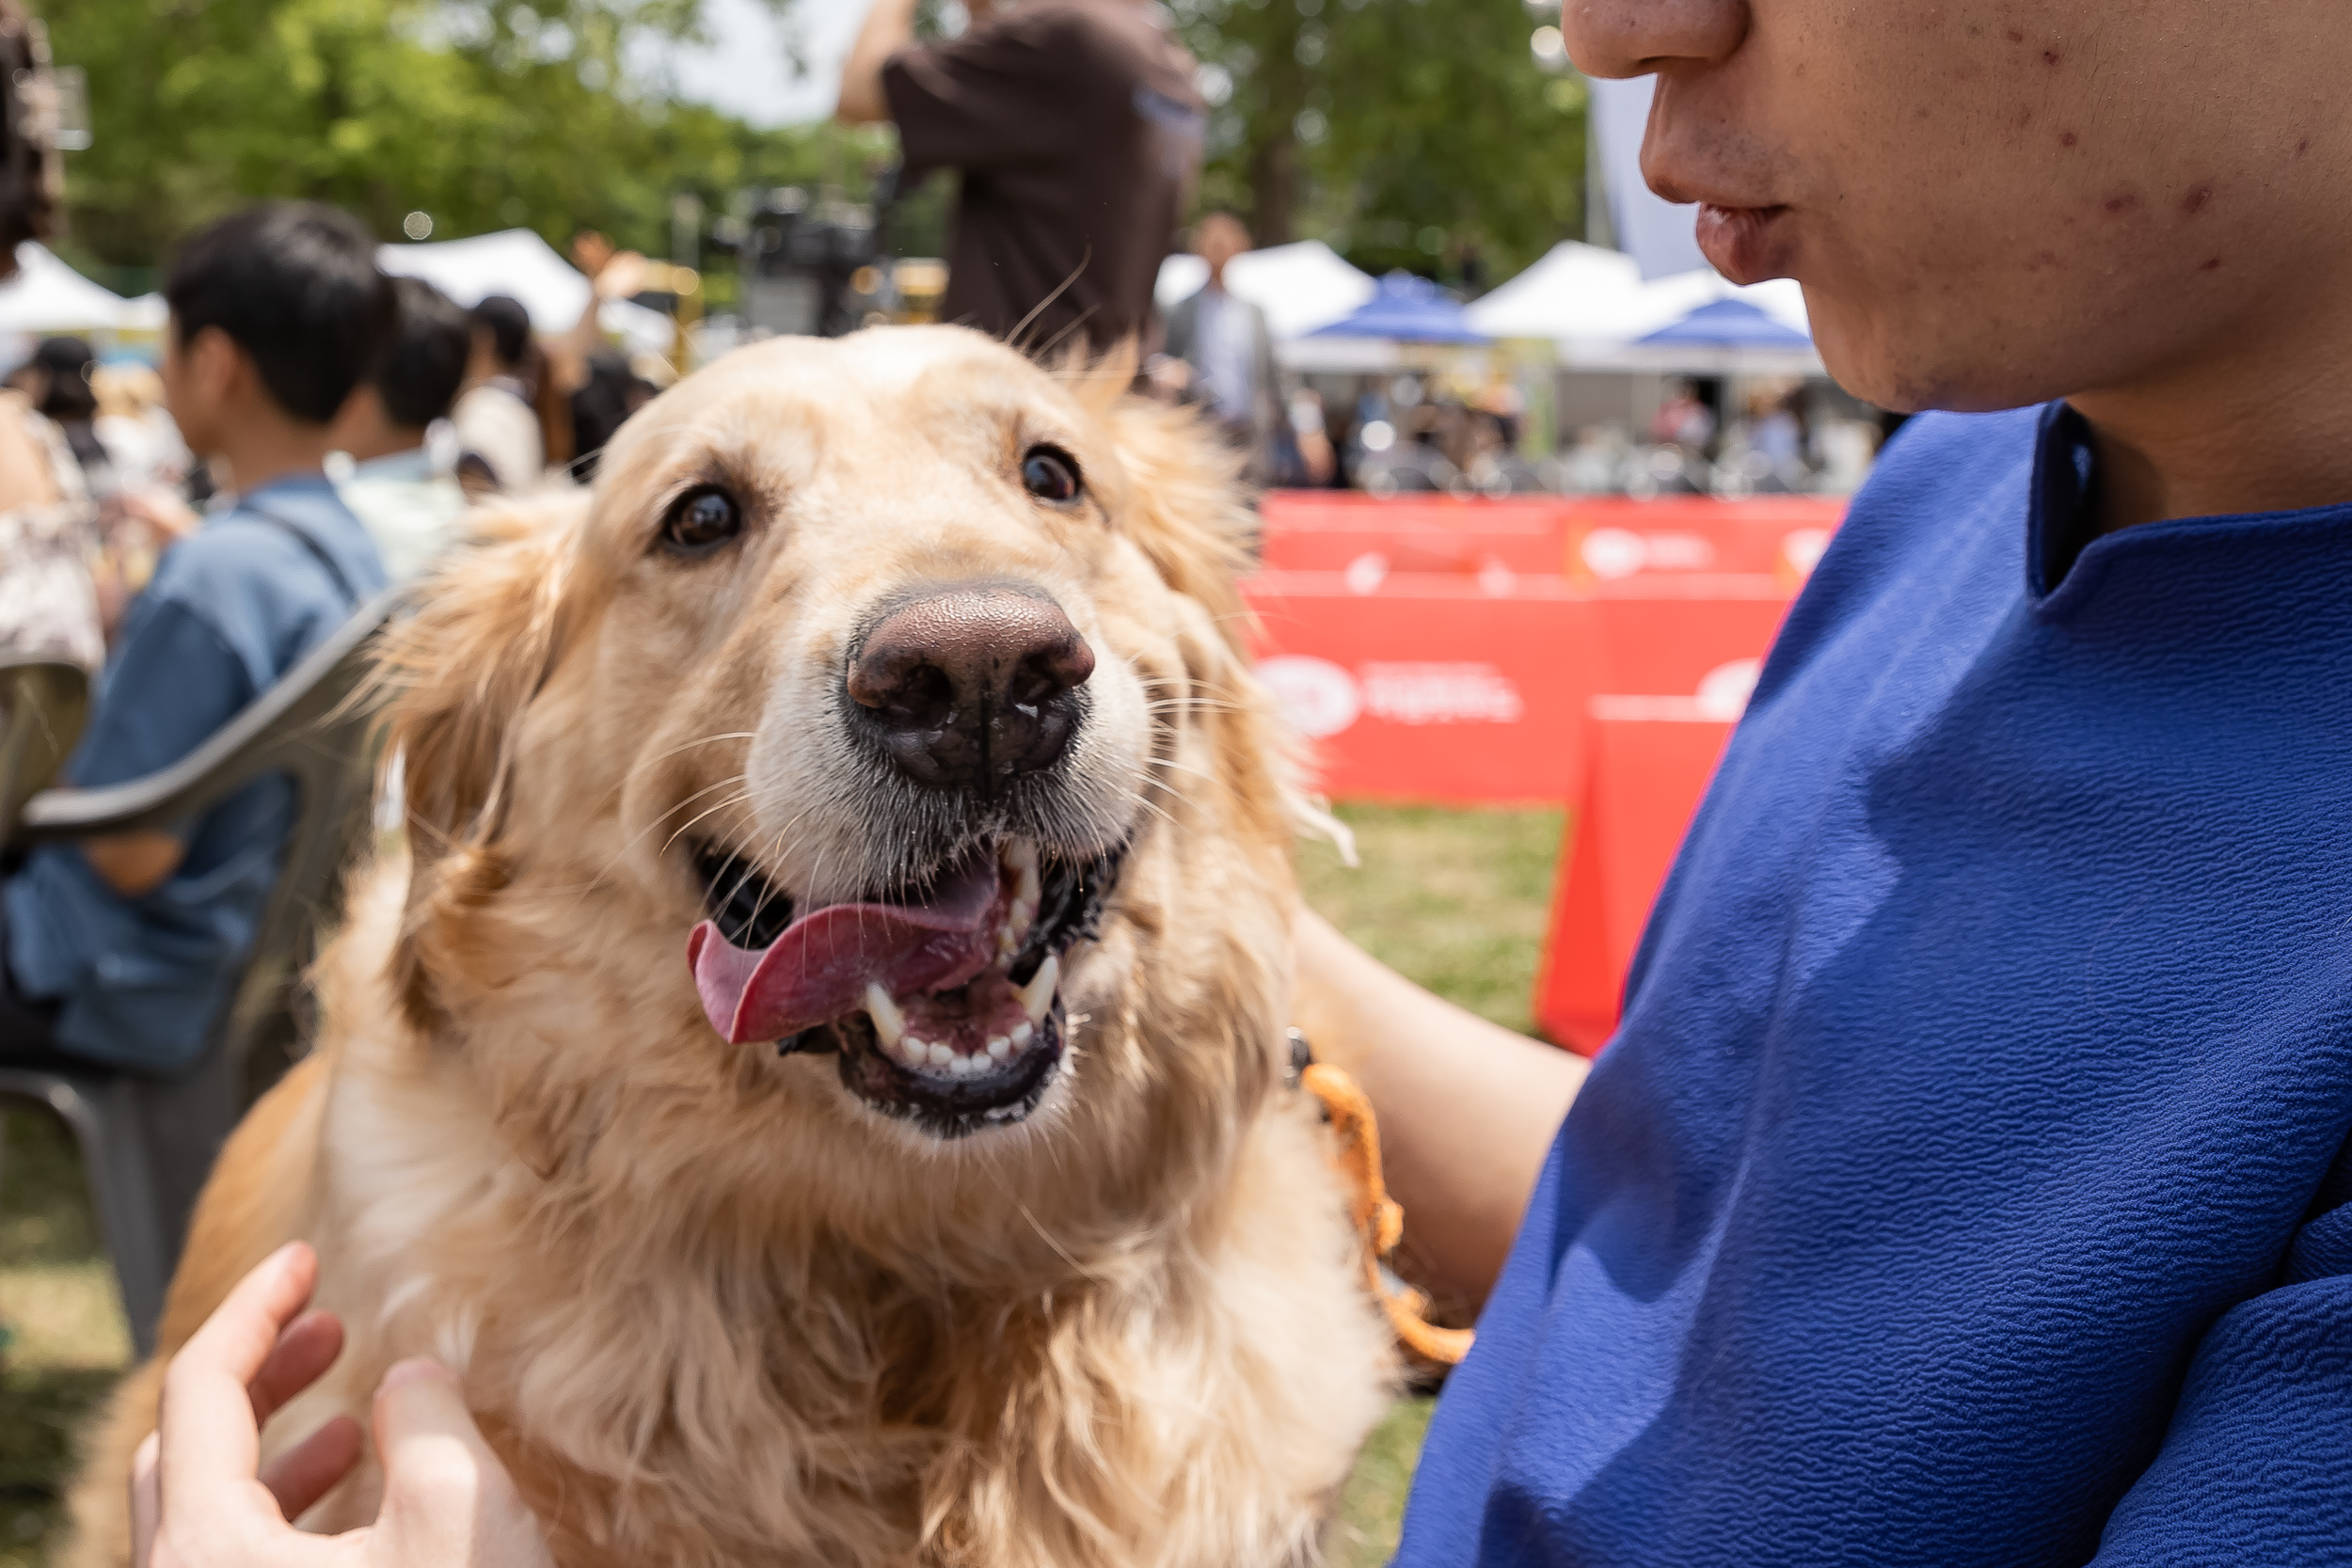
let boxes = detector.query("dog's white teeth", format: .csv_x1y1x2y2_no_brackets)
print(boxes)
864,983,907,1050
1015,955,1059,1026
1009,1022,1033,1047
927,1041,955,1069
987,1035,1012,1060
1000,839,1042,950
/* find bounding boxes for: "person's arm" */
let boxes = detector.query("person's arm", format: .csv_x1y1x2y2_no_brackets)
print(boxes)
66,594,253,898
2084,1206,2352,1561
84,832,185,897
131,1241,554,1568
1293,908,1585,1310
835,0,920,124
545,236,649,401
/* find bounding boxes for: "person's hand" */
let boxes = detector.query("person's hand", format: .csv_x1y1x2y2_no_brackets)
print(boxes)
131,1241,554,1568
105,486,201,547
590,249,649,302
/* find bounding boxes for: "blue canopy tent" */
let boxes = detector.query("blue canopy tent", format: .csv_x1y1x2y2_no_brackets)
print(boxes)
1625,295,1821,375
1635,296,1812,351
1305,272,1489,346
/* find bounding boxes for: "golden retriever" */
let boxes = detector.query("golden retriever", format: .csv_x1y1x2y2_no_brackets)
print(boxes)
63,327,1394,1567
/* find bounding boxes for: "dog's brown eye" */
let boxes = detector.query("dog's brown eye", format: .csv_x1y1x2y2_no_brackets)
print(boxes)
660,486,742,557
1021,447,1081,504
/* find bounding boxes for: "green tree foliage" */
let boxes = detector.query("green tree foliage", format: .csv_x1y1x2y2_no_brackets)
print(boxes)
43,0,894,274
46,0,1580,293
1171,0,1585,284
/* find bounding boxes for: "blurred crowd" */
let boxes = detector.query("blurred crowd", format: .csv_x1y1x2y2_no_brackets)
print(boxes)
0,189,691,1075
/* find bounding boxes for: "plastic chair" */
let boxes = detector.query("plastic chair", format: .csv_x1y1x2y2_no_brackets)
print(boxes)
0,591,401,1355
0,654,88,839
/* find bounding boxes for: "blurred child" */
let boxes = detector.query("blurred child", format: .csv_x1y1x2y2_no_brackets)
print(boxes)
0,201,391,1072
331,275,469,580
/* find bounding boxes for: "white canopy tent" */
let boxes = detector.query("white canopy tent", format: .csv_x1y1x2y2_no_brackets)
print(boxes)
377,229,675,356
119,293,169,331
1463,242,1651,341
1152,240,1376,342
1466,242,1818,372
0,244,136,333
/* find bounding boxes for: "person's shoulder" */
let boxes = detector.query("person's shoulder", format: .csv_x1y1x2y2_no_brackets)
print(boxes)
1003,0,1181,68
148,494,359,603
139,515,278,612
453,382,529,425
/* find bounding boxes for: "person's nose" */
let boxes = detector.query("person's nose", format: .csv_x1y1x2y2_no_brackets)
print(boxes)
1565,0,1747,79
847,582,1096,793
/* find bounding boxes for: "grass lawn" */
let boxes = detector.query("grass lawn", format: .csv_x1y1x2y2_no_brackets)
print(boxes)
0,802,1565,1567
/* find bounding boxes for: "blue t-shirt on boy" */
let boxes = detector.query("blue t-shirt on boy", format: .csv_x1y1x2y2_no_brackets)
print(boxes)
5,474,384,1072
1402,404,2352,1565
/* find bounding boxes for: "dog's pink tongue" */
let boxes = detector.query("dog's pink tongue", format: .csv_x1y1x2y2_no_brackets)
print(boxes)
688,855,1002,1044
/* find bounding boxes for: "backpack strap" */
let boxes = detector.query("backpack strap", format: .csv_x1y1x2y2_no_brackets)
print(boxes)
239,505,360,610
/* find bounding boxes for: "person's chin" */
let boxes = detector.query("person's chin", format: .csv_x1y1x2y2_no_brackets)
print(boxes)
1808,307,2041,418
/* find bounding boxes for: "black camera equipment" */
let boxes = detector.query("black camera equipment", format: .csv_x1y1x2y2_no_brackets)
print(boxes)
737,170,901,339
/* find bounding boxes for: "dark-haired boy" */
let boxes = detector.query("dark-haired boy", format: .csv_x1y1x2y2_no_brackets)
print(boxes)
332,275,469,581
0,200,390,1072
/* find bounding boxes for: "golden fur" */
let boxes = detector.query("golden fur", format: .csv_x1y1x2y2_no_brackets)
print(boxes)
64,328,1393,1566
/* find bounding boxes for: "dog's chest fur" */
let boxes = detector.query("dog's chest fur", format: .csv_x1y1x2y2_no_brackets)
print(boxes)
275,909,1393,1568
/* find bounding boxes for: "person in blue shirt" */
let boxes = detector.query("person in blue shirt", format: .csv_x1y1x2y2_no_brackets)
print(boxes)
0,202,390,1075
126,0,2352,1562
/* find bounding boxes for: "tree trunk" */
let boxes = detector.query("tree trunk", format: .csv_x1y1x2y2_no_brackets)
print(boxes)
1248,12,1307,246
1248,130,1299,246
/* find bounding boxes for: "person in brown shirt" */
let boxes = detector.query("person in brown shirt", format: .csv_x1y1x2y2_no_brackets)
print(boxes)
836,0,1205,359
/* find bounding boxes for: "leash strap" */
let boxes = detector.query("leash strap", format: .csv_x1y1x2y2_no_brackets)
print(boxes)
1293,1037,1475,1367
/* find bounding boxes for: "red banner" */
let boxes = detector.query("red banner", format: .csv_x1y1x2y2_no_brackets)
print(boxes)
1243,571,1598,804
1247,494,1840,1053
1557,496,1843,589
1533,710,1737,1054
1589,576,1795,706
1260,491,1845,591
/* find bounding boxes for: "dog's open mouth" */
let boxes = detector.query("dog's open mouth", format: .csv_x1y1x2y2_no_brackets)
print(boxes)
686,837,1121,1136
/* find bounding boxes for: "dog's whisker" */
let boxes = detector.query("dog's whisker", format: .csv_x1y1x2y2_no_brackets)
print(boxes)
648,731,760,764
564,774,758,899
1120,791,1182,833
659,791,762,860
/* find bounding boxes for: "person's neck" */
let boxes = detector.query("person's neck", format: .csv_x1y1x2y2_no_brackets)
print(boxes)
343,427,427,466
214,418,339,498
2069,284,2352,534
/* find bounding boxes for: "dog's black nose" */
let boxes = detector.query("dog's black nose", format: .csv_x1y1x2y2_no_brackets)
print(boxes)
848,583,1095,791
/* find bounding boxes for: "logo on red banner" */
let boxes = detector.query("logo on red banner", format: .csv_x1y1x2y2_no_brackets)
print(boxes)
1259,655,1530,736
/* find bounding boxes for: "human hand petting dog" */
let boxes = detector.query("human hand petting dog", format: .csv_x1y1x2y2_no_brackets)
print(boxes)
130,1242,552,1568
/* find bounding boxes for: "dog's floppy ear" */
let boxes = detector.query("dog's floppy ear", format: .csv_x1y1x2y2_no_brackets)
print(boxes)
1093,389,1254,657
373,494,584,1028
1095,387,1355,865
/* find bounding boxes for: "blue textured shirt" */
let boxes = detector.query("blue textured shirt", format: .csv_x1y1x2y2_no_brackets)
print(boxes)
1400,404,2352,1565
6,474,383,1071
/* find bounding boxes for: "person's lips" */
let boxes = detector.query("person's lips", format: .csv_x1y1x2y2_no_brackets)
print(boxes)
1694,204,1794,286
